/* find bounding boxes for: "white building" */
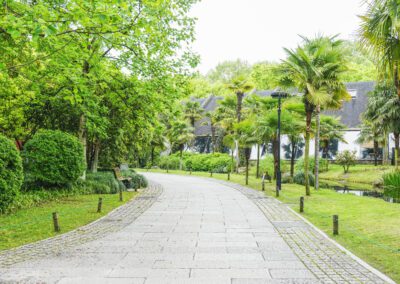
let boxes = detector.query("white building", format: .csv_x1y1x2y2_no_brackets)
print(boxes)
193,81,396,162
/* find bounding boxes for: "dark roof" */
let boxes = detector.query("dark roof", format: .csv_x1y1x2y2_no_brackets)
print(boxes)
194,81,375,136
323,81,375,129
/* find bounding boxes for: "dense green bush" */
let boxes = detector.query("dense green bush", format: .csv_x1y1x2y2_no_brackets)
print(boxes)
23,130,85,187
383,171,400,200
121,170,148,189
158,153,232,173
259,155,288,177
282,172,293,184
158,155,181,170
293,171,315,186
84,171,121,194
0,134,23,213
336,150,356,173
295,156,329,173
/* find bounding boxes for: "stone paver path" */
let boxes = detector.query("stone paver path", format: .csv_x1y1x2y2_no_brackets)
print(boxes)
0,173,393,283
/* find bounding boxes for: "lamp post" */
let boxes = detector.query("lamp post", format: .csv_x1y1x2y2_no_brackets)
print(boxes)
271,89,288,196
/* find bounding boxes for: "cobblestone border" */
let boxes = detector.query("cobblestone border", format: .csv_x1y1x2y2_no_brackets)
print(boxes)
0,182,163,267
212,178,395,284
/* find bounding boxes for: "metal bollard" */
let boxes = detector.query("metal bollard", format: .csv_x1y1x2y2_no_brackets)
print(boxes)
97,197,103,213
333,215,339,235
300,197,304,213
52,212,60,232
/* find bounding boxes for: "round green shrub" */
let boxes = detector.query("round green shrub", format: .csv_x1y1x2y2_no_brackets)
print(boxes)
0,134,23,212
293,171,315,186
23,130,85,187
259,155,287,177
282,172,293,184
121,170,148,189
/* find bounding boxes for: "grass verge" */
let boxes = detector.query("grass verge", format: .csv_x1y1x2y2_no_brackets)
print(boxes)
0,191,137,251
141,168,400,283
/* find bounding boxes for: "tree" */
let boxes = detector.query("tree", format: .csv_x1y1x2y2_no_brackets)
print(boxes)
234,119,257,185
319,116,346,170
279,35,349,195
183,101,203,128
360,0,400,100
207,59,251,83
251,62,280,90
168,121,195,170
357,119,384,166
336,150,357,173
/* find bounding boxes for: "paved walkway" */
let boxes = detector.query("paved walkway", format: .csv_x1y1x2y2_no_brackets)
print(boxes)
0,173,393,283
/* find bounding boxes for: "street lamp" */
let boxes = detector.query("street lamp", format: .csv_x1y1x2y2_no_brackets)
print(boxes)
271,89,289,196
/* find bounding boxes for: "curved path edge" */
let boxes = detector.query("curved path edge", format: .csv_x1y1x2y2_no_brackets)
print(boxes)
0,182,163,268
209,177,395,284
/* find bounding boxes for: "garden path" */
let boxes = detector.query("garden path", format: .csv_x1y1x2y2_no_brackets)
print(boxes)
0,173,393,283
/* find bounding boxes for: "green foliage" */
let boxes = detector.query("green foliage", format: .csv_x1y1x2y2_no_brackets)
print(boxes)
294,171,315,186
23,130,85,187
159,155,181,170
121,170,148,190
84,172,121,194
336,150,357,173
295,156,329,173
282,172,294,184
158,153,232,173
0,134,23,213
383,171,400,200
259,155,287,177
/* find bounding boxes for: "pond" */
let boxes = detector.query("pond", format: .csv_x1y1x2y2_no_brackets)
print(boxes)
328,185,399,204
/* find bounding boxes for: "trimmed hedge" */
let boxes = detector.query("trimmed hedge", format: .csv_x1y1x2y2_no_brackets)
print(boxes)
158,153,233,173
23,130,85,187
0,134,23,213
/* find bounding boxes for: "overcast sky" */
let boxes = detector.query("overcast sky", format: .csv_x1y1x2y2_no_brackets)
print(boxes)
190,0,366,74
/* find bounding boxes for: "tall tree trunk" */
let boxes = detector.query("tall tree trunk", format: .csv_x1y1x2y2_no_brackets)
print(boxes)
231,148,235,173
394,132,399,169
151,146,155,166
211,125,216,154
179,147,183,170
245,148,251,185
256,144,260,178
272,137,279,180
382,135,389,165
394,65,400,100
235,140,240,173
90,140,100,173
78,114,87,180
314,105,321,190
304,100,313,196
236,92,243,123
290,138,296,177
373,140,378,166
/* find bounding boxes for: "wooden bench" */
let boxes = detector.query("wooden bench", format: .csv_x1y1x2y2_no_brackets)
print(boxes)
113,167,132,188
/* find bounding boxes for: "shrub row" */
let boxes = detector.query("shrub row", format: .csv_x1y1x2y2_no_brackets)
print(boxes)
158,153,233,173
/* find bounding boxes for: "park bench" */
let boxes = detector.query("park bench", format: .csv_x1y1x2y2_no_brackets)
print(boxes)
113,167,132,188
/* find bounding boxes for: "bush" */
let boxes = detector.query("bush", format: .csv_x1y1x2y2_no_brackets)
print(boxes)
259,155,288,177
84,171,121,194
121,170,148,189
336,150,356,173
158,155,181,170
383,171,400,200
23,130,85,187
282,172,293,184
293,171,315,186
186,153,232,173
295,156,329,173
0,134,23,213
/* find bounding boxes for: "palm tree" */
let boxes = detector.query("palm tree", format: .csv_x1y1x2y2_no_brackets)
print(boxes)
227,75,254,123
279,35,349,195
357,119,384,166
203,111,221,154
150,125,167,166
360,0,400,100
183,101,203,128
234,119,257,185
168,120,195,170
319,116,346,170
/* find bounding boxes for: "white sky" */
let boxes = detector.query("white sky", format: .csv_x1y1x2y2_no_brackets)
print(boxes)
190,0,367,74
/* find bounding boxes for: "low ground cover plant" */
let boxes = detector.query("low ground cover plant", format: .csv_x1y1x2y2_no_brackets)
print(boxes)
383,171,400,200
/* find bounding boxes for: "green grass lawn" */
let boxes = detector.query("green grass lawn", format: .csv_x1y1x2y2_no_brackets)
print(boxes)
0,192,137,251
319,164,394,188
141,168,400,282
